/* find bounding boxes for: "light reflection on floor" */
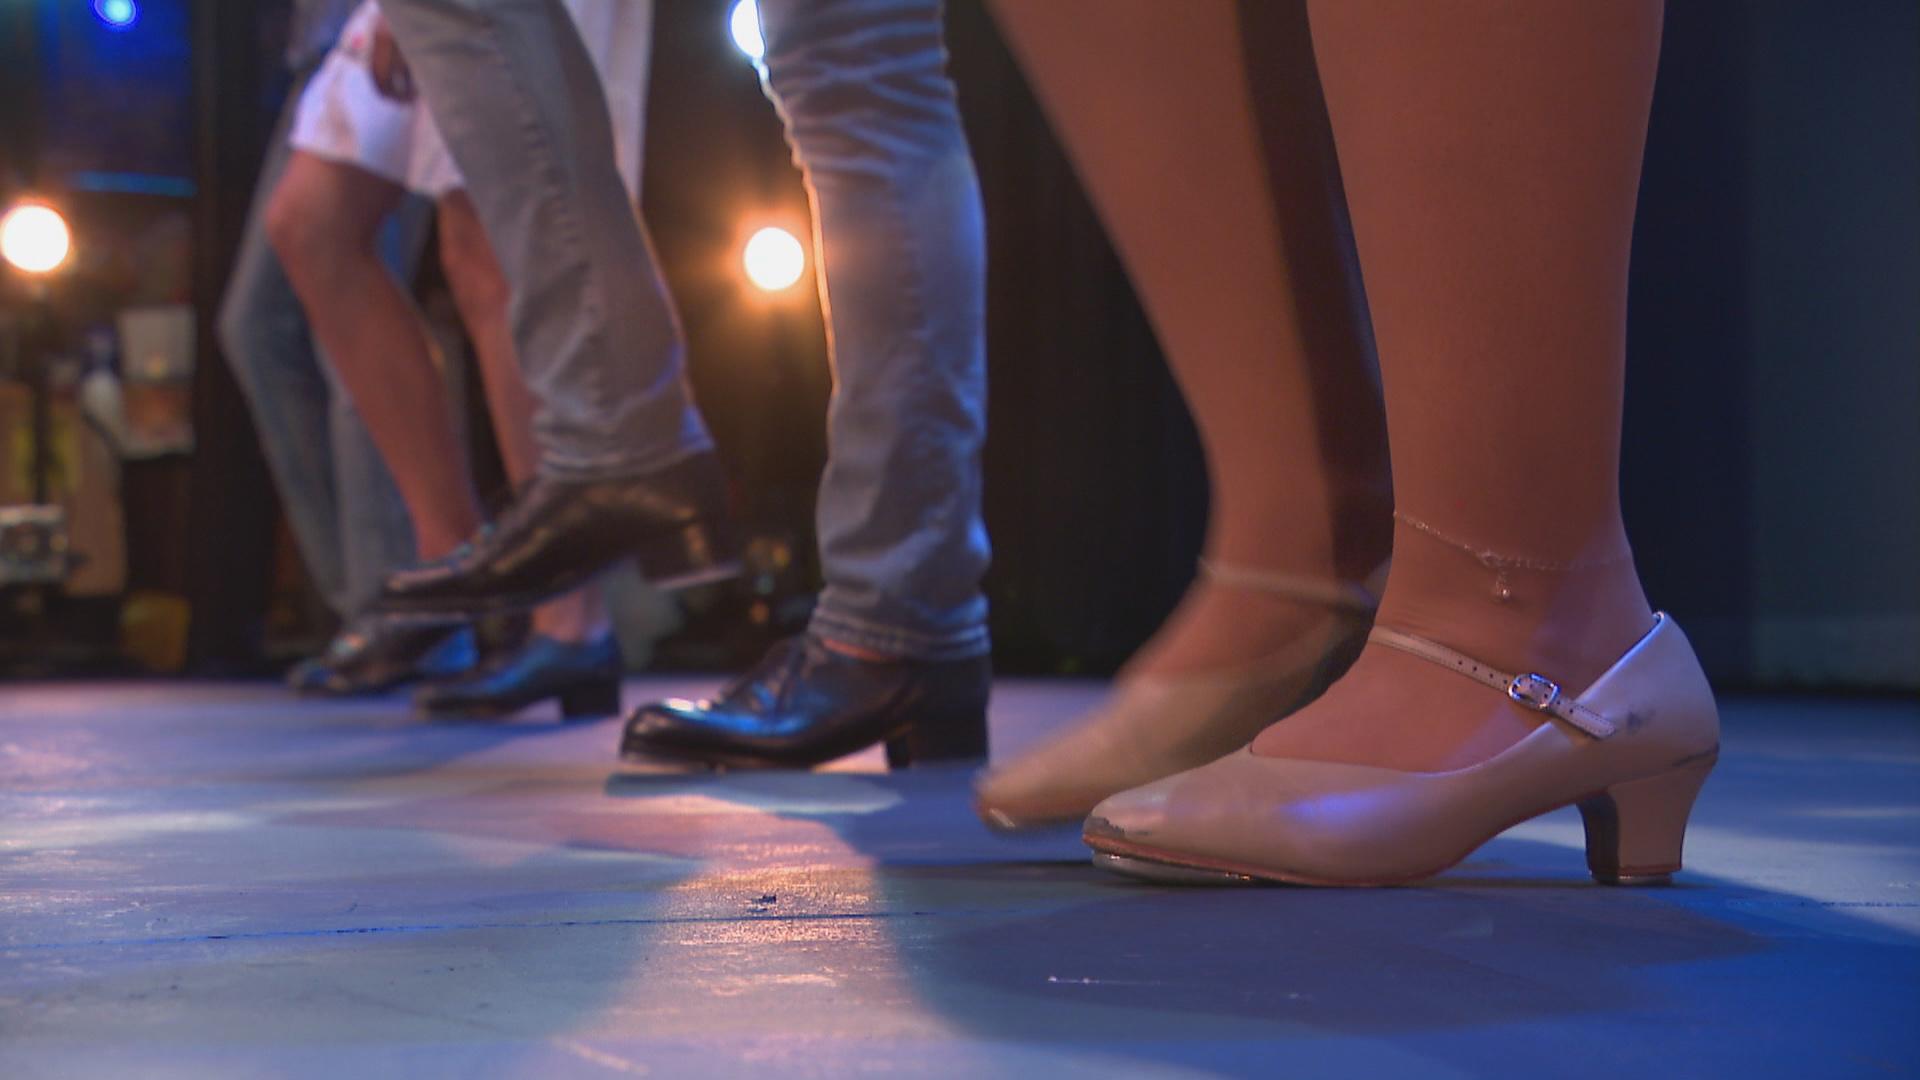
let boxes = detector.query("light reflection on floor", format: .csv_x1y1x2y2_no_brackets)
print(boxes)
1,680,1916,1078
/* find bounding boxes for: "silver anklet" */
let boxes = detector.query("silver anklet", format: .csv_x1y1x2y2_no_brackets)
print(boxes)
1394,512,1631,603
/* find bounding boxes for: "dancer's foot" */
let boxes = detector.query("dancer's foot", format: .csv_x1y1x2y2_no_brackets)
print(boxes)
619,635,989,769
372,452,740,618
415,633,623,719
1248,517,1658,773
1125,558,1381,678
287,615,475,697
973,561,1383,831
1085,612,1720,887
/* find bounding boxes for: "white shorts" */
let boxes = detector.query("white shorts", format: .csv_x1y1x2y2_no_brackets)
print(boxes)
288,0,650,199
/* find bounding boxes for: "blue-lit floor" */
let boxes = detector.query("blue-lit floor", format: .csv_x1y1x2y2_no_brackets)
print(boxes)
2,679,1916,1078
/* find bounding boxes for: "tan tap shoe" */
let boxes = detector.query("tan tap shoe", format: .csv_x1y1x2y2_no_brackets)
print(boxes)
1083,612,1719,886
973,561,1385,831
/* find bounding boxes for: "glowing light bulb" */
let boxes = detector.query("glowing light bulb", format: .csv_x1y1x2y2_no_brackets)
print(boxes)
728,0,765,63
742,227,805,292
94,0,137,29
1,204,73,275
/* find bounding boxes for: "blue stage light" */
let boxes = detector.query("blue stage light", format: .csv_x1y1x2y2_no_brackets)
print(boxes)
93,0,138,29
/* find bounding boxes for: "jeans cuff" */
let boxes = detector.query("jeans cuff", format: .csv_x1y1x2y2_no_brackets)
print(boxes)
809,606,990,662
539,437,714,483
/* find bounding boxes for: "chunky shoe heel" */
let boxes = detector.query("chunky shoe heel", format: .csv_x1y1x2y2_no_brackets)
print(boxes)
633,520,741,592
558,678,623,720
1578,756,1716,885
884,703,990,769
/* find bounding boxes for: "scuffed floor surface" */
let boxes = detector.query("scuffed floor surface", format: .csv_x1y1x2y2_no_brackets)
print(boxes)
2,679,1917,1078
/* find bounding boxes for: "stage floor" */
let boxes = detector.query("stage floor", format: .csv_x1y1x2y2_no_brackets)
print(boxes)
2,678,1916,1078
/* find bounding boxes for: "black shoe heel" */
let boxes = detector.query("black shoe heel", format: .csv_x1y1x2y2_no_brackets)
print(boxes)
884,703,989,769
633,519,742,591
621,638,992,770
558,678,623,719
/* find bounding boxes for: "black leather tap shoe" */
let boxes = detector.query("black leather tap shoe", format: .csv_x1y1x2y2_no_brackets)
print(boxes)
287,617,475,697
619,635,989,769
371,452,739,619
415,633,624,719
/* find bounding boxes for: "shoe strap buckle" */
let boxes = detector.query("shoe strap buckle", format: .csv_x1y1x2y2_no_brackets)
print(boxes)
1506,672,1562,712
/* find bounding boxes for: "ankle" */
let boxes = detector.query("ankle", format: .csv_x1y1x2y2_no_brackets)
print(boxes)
1205,477,1393,589
1126,572,1368,680
532,602,609,645
1125,485,1390,680
1375,518,1655,692
413,503,487,562
416,528,472,562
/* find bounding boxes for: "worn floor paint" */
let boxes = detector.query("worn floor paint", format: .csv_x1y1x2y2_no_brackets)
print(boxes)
2,680,1916,1078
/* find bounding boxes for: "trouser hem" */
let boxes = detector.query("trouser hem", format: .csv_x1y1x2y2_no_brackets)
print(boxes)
809,607,990,662
538,438,714,482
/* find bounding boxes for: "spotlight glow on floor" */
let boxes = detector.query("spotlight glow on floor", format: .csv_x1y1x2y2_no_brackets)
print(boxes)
1,204,73,274
728,0,765,62
743,227,805,292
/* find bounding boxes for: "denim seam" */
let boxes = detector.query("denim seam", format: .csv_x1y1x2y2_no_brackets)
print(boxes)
472,8,630,473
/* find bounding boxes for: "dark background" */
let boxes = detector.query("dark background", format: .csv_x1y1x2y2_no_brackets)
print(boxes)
1,0,1914,690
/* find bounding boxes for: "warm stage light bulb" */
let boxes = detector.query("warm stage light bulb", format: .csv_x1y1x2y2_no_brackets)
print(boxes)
743,227,805,292
729,0,766,62
1,204,73,274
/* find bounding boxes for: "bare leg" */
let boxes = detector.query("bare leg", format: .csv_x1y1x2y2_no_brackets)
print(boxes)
1250,0,1664,770
266,152,483,560
990,0,1390,678
435,191,608,644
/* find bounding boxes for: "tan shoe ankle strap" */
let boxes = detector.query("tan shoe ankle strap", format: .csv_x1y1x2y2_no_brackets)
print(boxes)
1199,559,1382,614
1367,627,1618,740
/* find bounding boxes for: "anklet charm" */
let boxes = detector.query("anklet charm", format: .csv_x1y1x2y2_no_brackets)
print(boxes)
1394,512,1630,604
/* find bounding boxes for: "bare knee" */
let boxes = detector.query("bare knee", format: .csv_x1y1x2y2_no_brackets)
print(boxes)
264,155,396,279
263,179,331,277
265,186,367,288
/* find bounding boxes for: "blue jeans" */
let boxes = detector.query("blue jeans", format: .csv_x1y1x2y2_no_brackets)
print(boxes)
381,0,989,661
216,65,423,618
759,0,991,661
380,0,714,480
